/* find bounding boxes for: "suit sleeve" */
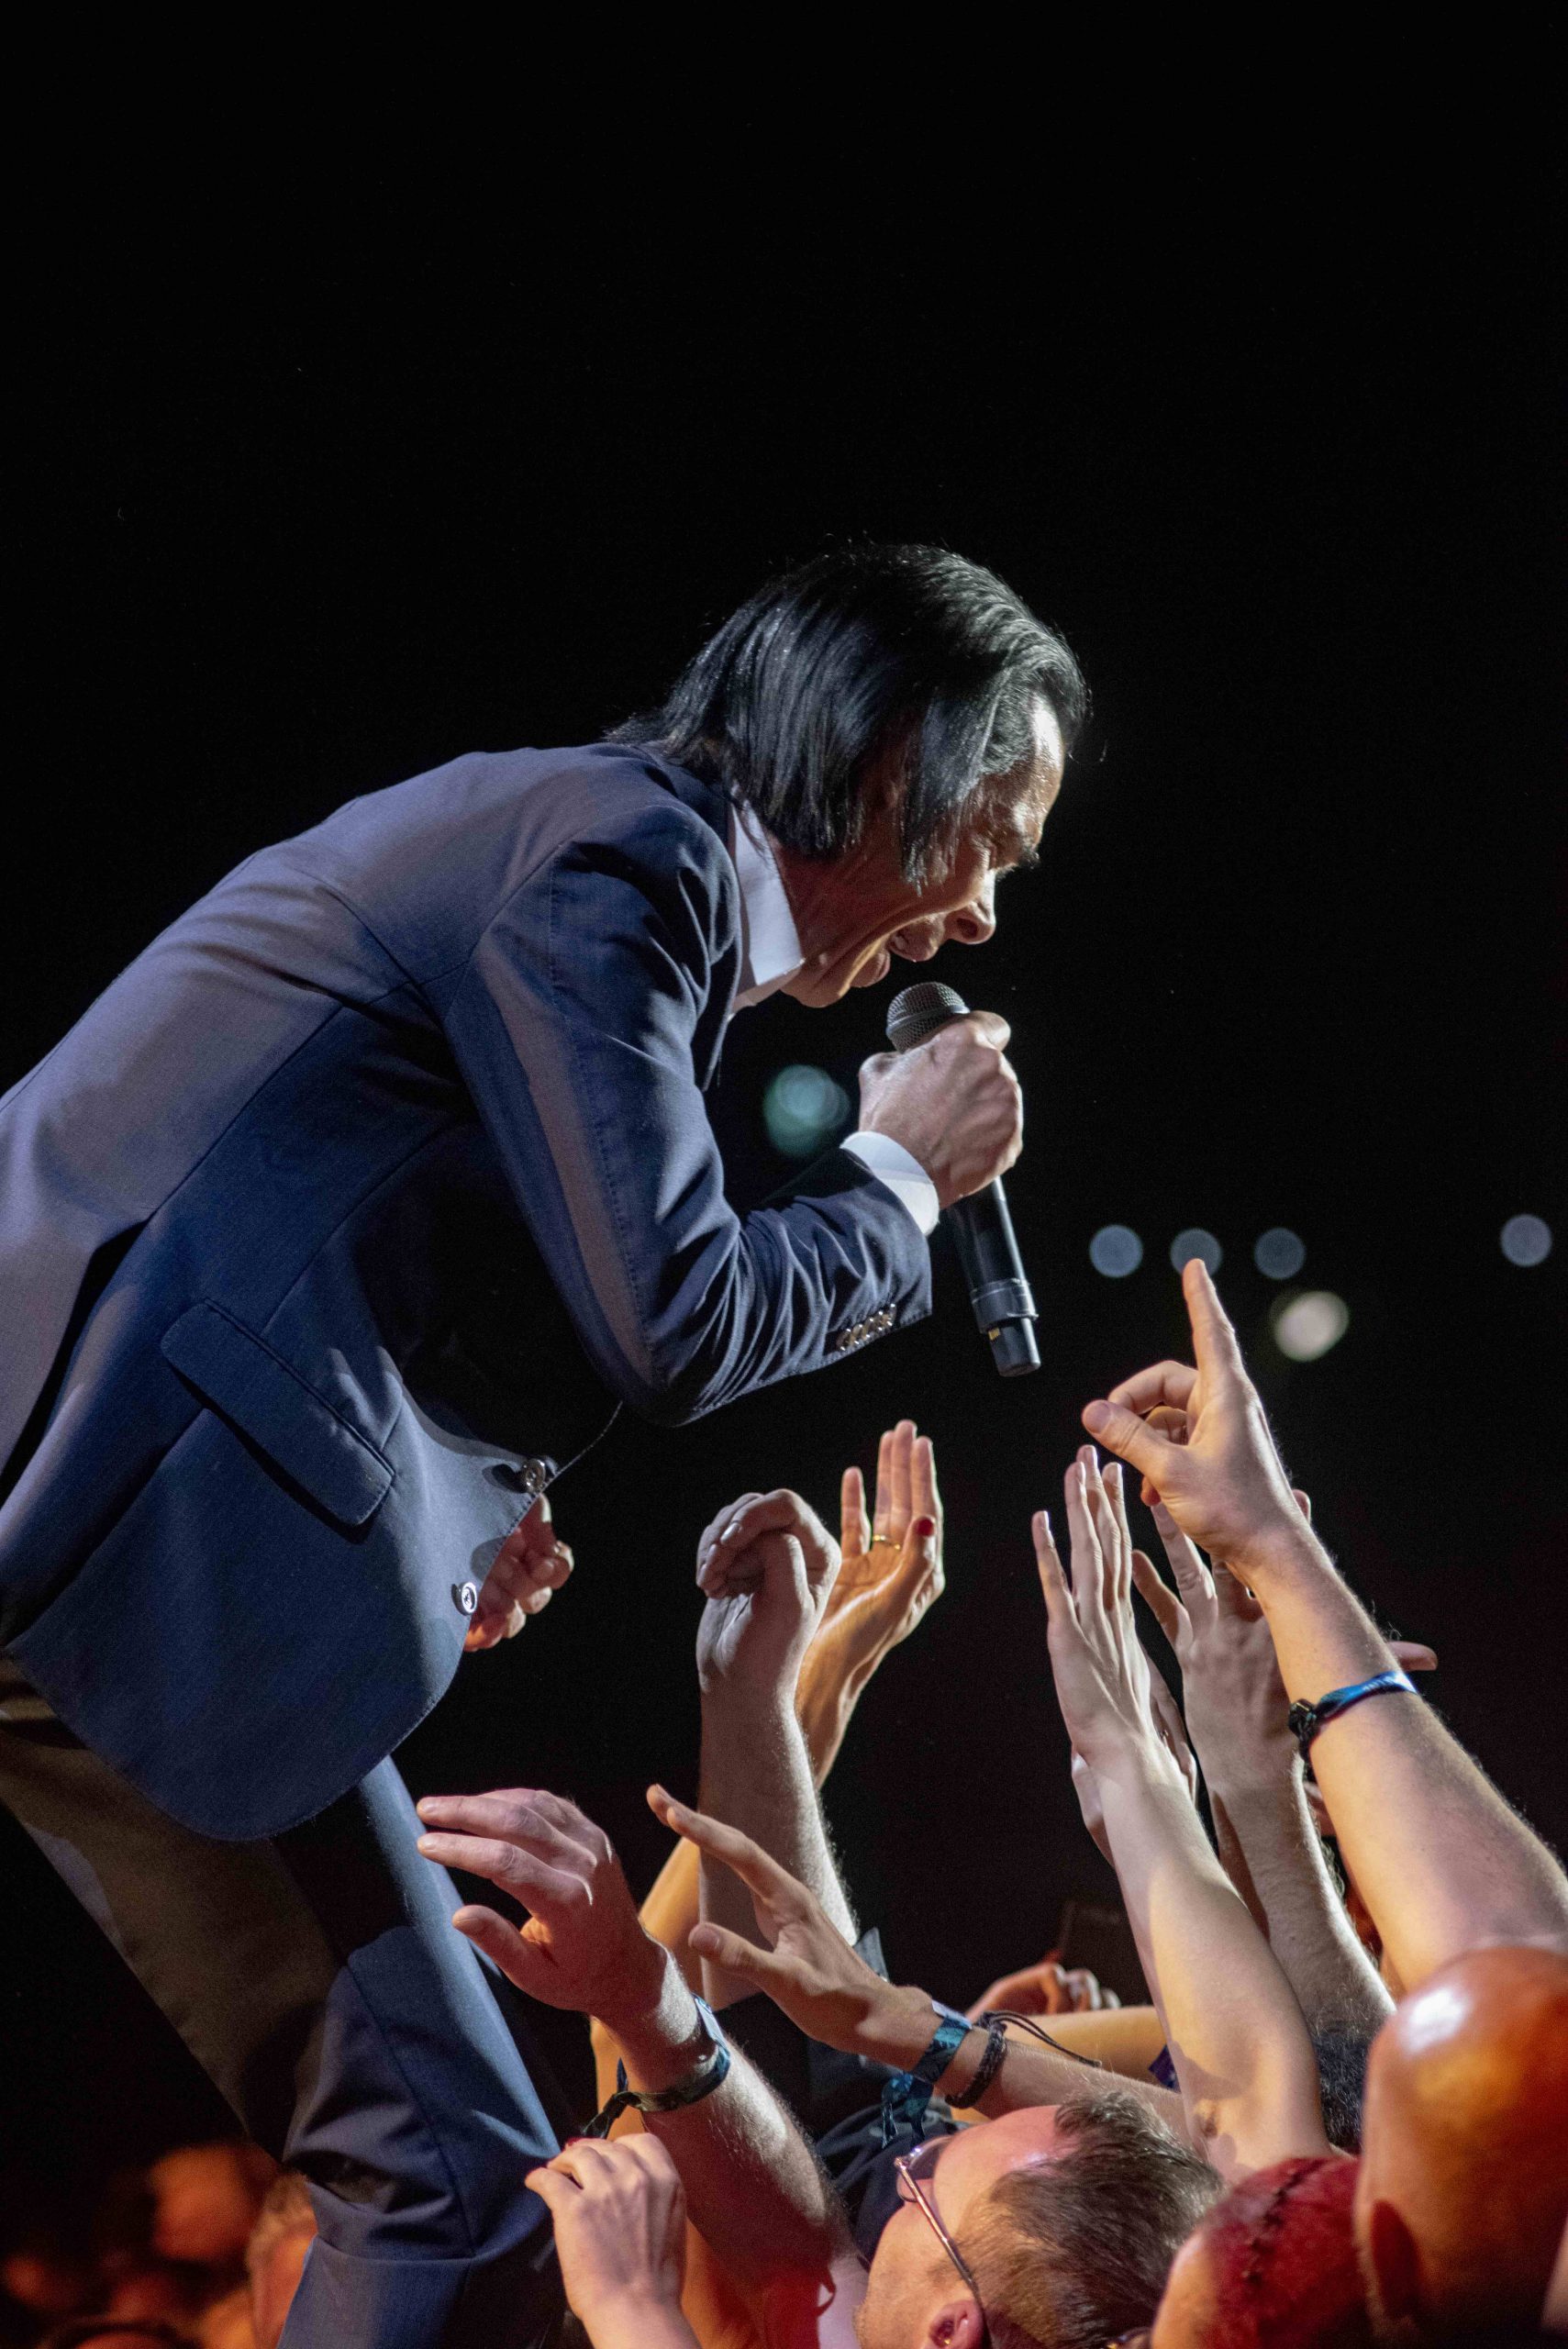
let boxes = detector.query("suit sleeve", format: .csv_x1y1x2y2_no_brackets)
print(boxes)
441,802,930,1424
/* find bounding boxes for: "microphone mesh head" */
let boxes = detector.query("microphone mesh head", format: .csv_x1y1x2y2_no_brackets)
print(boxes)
886,981,970,1053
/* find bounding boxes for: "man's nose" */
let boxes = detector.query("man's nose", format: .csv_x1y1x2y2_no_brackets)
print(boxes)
947,878,997,947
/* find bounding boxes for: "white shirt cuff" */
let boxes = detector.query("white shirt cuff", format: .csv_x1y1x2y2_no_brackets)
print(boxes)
840,1130,940,1237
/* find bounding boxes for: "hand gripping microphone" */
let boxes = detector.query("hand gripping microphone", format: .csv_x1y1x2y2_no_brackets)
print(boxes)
886,982,1040,1378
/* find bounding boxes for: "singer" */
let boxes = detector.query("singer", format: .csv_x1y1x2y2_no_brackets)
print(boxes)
0,543,1084,2345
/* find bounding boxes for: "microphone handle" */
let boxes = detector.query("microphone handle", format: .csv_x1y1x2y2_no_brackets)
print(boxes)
948,1180,1041,1377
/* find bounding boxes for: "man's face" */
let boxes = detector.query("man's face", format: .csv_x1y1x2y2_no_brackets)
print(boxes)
779,704,1065,1008
857,2109,1070,2349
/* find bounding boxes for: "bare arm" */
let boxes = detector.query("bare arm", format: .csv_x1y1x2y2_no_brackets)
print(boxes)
690,1488,861,2005
1082,1258,1568,1994
1035,1453,1331,2180
1132,1501,1395,2038
414,1787,846,2295
653,1787,1189,2138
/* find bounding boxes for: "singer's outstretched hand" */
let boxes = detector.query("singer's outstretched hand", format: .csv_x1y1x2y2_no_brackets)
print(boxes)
855,1010,1022,1208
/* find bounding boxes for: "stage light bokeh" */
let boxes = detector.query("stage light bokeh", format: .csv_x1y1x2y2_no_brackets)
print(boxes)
1272,1290,1351,1361
1089,1224,1143,1277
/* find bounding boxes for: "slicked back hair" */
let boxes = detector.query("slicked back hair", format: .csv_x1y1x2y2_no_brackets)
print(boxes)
965,2091,1222,2349
611,544,1088,882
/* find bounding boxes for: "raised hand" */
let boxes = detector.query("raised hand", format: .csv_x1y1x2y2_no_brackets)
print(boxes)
415,1787,665,2029
465,1495,574,1651
1033,1450,1190,1790
1079,1258,1307,1575
647,1785,925,2065
1131,1493,1437,1787
821,1418,943,1659
692,1489,840,1704
524,2136,693,2349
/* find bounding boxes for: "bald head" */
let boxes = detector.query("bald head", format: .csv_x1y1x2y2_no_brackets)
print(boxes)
1355,1943,1568,2335
1151,2154,1371,2349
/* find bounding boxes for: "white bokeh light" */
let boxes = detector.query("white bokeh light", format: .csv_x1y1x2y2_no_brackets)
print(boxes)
1090,1225,1143,1277
763,1064,850,1158
1273,1290,1350,1362
1254,1227,1306,1280
1500,1214,1552,1268
1170,1228,1222,1275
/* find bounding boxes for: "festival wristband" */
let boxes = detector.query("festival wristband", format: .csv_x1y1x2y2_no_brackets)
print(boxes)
1288,1669,1417,1760
584,1995,731,2139
880,2001,973,2145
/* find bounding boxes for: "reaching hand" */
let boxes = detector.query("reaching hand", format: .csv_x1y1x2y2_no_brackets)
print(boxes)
966,1957,1121,2021
415,1787,666,2030
1079,1258,1307,1575
826,1419,944,1661
1070,1648,1198,1864
647,1786,922,2065
1033,1449,1189,1787
693,1489,840,1703
465,1495,574,1651
1131,1493,1438,1790
524,2136,690,2345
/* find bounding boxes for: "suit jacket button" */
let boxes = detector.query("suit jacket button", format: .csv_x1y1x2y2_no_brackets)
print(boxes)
453,1581,480,1616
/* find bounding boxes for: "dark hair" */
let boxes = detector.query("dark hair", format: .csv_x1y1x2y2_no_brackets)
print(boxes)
611,543,1088,881
965,2091,1221,2349
1309,2025,1372,2154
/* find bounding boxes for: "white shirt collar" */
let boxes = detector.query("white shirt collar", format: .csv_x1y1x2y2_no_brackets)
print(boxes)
728,802,804,1012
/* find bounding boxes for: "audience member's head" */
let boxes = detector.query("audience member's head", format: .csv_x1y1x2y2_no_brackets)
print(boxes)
1,2229,94,2321
244,2170,316,2349
1354,1943,1568,2340
1151,2154,1370,2348
859,2091,1219,2349
144,2143,274,2271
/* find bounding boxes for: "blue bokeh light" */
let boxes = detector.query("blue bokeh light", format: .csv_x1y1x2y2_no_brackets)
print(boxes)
1090,1224,1143,1277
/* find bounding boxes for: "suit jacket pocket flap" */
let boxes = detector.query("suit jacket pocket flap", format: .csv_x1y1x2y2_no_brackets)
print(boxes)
161,1301,393,1529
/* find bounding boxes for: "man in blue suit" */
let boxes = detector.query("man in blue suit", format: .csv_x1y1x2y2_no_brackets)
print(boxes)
0,545,1084,2343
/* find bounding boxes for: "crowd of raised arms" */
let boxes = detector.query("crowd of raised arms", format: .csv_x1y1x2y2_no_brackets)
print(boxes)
10,1263,1567,2349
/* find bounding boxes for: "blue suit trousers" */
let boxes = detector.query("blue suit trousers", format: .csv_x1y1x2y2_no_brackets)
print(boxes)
0,1655,567,2347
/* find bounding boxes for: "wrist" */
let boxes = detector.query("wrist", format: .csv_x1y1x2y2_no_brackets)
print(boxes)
572,2287,693,2347
1229,1520,1333,1586
700,1680,798,1734
1198,1742,1299,1806
595,1943,697,2066
859,1979,946,2071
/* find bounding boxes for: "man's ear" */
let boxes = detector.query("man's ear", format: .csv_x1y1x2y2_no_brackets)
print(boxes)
924,2301,985,2349
1365,2195,1424,2323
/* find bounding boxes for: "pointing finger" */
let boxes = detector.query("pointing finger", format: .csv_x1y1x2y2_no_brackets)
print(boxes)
1184,1257,1246,1381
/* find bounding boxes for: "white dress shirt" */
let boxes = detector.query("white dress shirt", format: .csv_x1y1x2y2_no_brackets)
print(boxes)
728,805,940,1238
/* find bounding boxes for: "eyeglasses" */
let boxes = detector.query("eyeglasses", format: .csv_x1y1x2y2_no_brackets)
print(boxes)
893,2134,990,2342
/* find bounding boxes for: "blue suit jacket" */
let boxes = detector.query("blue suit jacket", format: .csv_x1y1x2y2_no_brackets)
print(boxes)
0,743,929,1837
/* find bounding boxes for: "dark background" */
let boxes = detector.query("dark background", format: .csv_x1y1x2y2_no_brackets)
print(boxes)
4,132,1562,2228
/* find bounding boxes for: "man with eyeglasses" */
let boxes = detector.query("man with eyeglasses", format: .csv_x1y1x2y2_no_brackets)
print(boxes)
418,1477,1219,2348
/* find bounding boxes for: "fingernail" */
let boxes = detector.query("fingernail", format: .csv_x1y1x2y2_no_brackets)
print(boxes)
1041,1508,1052,1543
913,1515,935,1540
1083,1402,1111,1435
416,1836,436,1853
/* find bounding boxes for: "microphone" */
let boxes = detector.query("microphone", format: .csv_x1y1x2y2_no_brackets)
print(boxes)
885,982,1040,1377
